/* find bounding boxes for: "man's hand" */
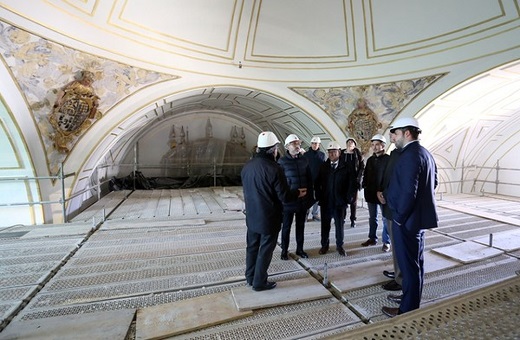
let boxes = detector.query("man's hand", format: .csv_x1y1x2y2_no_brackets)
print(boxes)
377,191,386,204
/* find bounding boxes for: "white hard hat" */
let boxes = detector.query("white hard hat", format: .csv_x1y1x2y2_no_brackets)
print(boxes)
284,134,301,146
310,136,321,144
389,117,422,133
346,137,357,145
371,134,387,144
257,131,280,148
327,141,342,150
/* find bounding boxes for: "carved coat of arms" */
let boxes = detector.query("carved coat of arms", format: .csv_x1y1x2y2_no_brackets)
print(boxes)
49,71,101,153
346,98,382,154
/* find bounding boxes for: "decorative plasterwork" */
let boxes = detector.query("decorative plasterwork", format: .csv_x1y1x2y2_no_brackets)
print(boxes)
292,74,443,154
0,21,177,175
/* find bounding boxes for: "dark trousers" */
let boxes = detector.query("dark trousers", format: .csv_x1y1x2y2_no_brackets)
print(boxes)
320,205,346,248
393,224,425,313
245,229,278,287
347,192,358,221
281,210,306,253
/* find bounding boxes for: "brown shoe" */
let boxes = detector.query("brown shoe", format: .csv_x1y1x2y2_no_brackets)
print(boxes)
337,247,346,256
382,306,400,318
319,246,329,255
361,239,377,247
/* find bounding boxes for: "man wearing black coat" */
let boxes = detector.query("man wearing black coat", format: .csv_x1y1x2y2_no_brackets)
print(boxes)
241,131,305,291
315,141,355,256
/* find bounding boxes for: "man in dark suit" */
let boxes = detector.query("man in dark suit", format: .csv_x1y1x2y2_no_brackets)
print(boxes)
315,141,355,256
381,117,439,317
241,131,306,291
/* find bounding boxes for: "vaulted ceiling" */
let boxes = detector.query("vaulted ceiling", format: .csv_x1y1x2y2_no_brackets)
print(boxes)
0,0,519,222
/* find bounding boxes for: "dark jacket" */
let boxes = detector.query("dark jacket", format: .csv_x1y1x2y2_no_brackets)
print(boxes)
303,148,326,181
278,151,315,212
315,157,354,208
362,152,390,203
381,149,401,219
343,148,365,190
241,153,299,235
387,141,439,232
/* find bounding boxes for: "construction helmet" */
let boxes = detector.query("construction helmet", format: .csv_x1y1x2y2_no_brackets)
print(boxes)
284,134,301,146
310,136,321,144
327,141,342,150
346,137,357,145
371,134,387,144
389,117,421,133
257,131,280,148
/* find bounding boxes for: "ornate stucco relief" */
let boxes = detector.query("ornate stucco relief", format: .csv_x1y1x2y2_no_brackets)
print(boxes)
0,21,178,175
293,75,443,154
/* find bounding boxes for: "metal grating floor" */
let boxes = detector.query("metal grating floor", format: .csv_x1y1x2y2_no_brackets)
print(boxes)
1,191,519,339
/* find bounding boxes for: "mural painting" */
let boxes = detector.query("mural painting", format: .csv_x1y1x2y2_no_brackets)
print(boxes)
293,76,443,154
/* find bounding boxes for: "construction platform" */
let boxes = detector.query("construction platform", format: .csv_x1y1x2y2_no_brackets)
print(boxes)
0,189,519,339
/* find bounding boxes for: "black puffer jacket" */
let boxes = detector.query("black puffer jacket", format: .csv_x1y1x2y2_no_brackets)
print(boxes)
241,152,299,234
278,151,314,212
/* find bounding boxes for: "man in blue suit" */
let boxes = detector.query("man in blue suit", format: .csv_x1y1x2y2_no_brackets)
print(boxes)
381,117,439,317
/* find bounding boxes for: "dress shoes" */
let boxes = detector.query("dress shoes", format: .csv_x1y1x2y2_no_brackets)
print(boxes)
381,306,400,318
312,216,321,221
319,246,329,255
296,251,309,258
382,280,402,291
383,270,395,279
337,247,346,256
361,238,377,247
280,252,289,260
252,281,277,291
350,221,356,228
387,294,402,304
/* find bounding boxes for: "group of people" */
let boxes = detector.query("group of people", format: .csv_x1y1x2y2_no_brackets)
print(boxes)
241,117,438,318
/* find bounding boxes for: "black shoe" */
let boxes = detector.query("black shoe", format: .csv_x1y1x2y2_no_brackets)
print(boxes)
382,306,400,318
383,270,395,279
319,246,329,255
337,247,346,256
296,251,308,258
252,281,277,291
280,252,289,260
382,280,402,291
361,238,377,247
387,294,402,304
350,221,356,228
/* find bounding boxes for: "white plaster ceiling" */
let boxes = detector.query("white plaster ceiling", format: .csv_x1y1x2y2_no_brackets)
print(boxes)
0,0,519,210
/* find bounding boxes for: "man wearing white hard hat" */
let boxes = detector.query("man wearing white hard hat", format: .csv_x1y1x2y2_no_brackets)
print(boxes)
361,134,391,251
303,136,326,221
241,131,307,291
314,141,355,256
380,118,438,317
277,134,314,260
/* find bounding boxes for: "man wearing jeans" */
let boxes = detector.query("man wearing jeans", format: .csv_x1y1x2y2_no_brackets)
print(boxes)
361,134,390,251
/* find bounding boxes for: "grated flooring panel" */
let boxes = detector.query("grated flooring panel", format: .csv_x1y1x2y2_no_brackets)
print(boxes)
1,191,519,339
